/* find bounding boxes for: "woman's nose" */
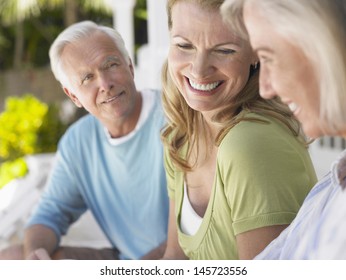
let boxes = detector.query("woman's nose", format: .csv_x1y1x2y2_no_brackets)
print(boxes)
190,52,214,79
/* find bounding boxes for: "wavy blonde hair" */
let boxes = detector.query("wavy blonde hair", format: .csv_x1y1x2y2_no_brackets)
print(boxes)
162,0,304,172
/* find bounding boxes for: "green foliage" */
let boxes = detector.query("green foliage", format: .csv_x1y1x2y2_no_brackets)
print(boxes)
0,158,28,188
0,94,47,159
134,0,147,21
0,94,67,189
0,0,147,70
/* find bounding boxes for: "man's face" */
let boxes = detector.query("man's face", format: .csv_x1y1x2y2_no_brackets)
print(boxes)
61,32,138,126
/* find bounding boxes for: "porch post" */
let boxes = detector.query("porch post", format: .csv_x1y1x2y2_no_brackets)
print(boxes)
108,0,136,61
136,0,169,89
147,0,169,52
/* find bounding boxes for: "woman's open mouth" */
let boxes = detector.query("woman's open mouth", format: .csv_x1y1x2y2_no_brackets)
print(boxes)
188,78,222,92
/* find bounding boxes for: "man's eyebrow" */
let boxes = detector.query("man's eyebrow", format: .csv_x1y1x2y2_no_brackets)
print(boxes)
100,56,121,68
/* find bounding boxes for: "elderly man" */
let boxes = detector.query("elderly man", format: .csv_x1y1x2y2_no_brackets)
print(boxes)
0,21,168,260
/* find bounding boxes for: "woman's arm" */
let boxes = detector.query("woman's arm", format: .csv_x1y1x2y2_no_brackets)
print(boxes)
161,200,188,260
236,224,288,259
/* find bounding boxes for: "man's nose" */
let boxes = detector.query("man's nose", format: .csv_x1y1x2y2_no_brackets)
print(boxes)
99,73,114,92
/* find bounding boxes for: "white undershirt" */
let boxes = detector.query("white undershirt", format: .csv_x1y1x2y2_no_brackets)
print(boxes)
180,182,203,236
104,89,154,146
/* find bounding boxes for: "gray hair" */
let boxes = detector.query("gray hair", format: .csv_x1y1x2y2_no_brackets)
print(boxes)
49,20,130,90
221,0,346,133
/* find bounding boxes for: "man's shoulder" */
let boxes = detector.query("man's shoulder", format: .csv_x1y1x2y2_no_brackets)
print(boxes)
68,113,97,130
61,114,99,142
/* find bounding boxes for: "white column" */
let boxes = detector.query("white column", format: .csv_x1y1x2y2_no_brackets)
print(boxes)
136,0,169,89
147,0,169,51
106,0,136,61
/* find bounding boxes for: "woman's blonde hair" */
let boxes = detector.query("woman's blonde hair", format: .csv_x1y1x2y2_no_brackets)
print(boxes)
162,0,304,172
222,0,346,134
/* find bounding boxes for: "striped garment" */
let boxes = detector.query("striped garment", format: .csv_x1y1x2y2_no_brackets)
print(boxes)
255,149,346,259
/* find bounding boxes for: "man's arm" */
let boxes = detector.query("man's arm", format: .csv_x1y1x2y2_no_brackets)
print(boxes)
140,241,167,260
23,224,58,259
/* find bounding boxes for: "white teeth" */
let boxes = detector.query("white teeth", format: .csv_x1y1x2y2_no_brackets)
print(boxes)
103,96,117,104
189,79,220,91
288,102,298,112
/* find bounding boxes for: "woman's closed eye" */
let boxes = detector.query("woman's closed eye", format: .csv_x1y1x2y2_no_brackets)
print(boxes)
176,43,194,50
257,52,273,64
215,48,236,55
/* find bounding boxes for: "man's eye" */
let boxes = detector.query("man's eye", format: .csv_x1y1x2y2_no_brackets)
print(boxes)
109,63,119,68
82,74,92,84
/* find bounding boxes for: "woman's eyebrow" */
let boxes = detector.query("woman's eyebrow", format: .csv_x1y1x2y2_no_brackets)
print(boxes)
253,46,274,54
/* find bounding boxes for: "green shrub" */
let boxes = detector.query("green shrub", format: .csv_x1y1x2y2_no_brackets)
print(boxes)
0,158,28,188
0,94,68,189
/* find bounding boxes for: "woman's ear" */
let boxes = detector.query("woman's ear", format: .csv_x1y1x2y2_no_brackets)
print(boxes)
63,87,83,108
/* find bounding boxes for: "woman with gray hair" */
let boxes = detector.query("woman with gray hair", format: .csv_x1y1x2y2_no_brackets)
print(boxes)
221,0,346,259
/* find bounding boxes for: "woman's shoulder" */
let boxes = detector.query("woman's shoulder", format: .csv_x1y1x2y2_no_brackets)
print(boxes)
224,111,287,140
219,110,300,155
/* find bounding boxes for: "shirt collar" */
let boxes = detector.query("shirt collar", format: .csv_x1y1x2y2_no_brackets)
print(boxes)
103,89,155,146
331,149,346,190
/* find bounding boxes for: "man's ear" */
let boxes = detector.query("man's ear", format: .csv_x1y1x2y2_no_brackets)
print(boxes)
128,58,135,78
63,87,83,108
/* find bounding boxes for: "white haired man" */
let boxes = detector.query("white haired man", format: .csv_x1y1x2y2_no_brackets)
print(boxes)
0,21,168,260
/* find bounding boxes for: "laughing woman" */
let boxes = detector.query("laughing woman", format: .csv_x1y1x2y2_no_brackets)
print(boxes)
160,0,317,260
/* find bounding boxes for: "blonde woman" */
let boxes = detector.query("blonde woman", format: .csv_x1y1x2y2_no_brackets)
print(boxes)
161,0,317,260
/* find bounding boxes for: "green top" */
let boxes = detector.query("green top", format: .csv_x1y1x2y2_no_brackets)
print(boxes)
165,111,317,259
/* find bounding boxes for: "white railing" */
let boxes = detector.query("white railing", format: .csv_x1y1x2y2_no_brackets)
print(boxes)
0,154,55,249
0,153,110,250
